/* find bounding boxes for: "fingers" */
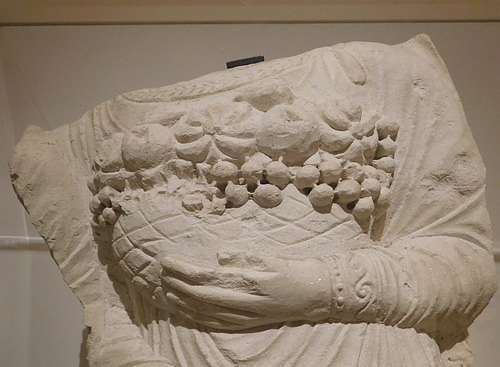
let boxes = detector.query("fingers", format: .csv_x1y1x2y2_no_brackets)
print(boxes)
161,257,220,284
166,291,263,326
161,274,272,313
161,256,276,293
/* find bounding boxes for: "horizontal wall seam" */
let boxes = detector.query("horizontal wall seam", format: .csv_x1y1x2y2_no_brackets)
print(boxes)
1,236,499,261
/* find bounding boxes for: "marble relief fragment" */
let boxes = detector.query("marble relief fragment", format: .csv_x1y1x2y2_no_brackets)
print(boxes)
10,35,496,367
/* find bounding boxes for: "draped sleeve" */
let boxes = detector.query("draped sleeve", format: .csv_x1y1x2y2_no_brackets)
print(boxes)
322,35,496,336
9,105,173,367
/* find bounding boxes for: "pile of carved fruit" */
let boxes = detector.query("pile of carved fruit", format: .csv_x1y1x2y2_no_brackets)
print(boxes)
88,97,399,225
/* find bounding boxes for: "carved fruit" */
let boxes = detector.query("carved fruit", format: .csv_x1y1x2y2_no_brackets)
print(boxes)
295,165,320,189
98,186,119,207
256,105,320,165
210,161,239,183
265,161,290,189
241,161,264,185
319,159,343,185
175,135,212,163
335,179,361,204
360,178,382,200
377,169,392,188
211,197,227,215
363,165,380,180
216,102,256,138
342,162,365,183
350,117,375,139
341,139,364,164
309,184,335,207
225,182,249,207
253,184,283,208
122,125,175,171
95,133,125,172
361,132,379,164
376,116,399,139
373,157,396,174
321,100,351,131
89,195,104,214
102,207,120,224
319,124,354,154
214,135,257,160
352,197,375,220
375,137,397,158
173,118,204,143
376,187,391,211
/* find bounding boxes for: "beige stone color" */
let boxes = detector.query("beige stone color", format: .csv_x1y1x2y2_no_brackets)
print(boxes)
10,35,497,367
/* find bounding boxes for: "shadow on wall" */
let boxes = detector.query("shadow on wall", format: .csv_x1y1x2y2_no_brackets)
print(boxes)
80,327,90,367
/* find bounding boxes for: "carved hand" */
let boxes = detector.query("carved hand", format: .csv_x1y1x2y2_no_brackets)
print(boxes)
160,251,332,331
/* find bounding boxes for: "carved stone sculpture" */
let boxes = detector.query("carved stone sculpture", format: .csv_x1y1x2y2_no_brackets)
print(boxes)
10,34,497,367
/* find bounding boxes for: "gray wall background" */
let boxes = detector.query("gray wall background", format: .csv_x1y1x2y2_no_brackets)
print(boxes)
1,23,498,367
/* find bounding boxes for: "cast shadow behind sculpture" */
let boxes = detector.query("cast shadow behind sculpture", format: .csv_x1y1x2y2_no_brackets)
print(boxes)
79,327,90,367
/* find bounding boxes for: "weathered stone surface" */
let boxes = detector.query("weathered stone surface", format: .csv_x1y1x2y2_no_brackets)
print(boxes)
9,35,496,367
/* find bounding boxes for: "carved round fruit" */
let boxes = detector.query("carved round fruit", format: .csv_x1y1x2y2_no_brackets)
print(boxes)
352,197,375,220
377,169,392,188
373,157,396,174
256,105,320,165
377,187,391,209
360,178,382,200
253,184,283,208
97,215,107,226
241,161,264,184
122,125,175,171
89,195,104,215
95,133,125,172
102,207,120,224
98,186,119,207
174,135,212,163
214,135,257,161
363,165,380,180
173,118,204,143
210,161,239,183
321,100,351,131
376,116,399,139
308,184,335,207
295,165,320,189
216,102,256,138
318,159,343,185
225,182,249,207
319,125,354,154
210,197,227,215
335,179,361,204
375,136,397,158
265,161,290,189
87,176,98,194
342,162,365,183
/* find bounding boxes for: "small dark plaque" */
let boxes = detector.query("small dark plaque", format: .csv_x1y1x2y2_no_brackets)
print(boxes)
226,55,265,69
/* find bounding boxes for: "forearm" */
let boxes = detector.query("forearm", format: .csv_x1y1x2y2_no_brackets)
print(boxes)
322,236,497,334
